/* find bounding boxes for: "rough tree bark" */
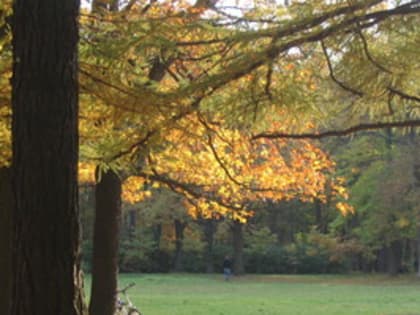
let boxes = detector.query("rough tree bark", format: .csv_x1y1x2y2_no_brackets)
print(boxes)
0,167,12,313
11,0,86,314
89,169,122,315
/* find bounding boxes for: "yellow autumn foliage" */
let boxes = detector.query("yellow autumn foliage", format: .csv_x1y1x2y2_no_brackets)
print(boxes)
127,113,353,222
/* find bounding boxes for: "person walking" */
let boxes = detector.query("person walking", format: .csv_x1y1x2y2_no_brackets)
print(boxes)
223,255,232,281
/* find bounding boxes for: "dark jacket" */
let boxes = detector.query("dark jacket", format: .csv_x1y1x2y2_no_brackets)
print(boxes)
223,258,232,269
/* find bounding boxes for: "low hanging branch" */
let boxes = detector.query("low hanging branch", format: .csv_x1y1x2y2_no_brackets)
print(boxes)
252,119,420,140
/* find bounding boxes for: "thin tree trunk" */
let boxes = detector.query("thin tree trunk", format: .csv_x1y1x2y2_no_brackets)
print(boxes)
409,135,420,276
88,2,123,315
383,128,403,276
417,227,420,276
203,218,216,273
314,199,324,232
89,170,122,315
0,167,12,313
11,0,86,314
173,219,186,271
232,220,245,275
79,186,96,243
376,248,387,272
153,223,163,246
387,240,402,276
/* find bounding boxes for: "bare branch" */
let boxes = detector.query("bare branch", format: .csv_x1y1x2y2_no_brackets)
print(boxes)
141,165,246,211
321,40,364,96
264,62,274,101
252,119,420,140
388,87,420,103
139,0,157,14
207,134,247,188
356,26,392,73
108,131,154,161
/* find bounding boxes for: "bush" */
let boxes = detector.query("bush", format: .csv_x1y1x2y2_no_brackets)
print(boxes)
285,230,353,274
243,229,356,274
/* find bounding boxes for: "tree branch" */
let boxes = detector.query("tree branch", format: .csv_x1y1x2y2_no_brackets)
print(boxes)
321,40,364,96
388,87,420,103
355,25,392,73
207,134,247,188
252,119,420,140
141,166,246,211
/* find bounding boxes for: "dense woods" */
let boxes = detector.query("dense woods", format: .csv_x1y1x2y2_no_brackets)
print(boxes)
79,128,420,275
0,0,419,314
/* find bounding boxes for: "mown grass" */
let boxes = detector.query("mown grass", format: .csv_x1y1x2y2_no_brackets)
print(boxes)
86,273,420,315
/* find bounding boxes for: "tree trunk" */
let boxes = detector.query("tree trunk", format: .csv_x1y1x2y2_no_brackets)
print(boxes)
127,209,137,239
0,168,12,313
314,199,325,233
173,219,186,271
376,248,387,273
387,240,402,276
203,218,216,273
79,186,96,243
11,1,86,314
409,136,420,276
153,223,163,246
232,220,245,275
88,1,124,314
417,227,420,276
89,170,122,315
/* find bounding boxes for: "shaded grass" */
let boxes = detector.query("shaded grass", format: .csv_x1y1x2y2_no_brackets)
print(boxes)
86,274,420,315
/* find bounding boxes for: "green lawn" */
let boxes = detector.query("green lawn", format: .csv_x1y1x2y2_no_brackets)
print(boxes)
87,274,420,315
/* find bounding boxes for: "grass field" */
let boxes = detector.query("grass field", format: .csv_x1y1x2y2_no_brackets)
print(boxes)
87,274,420,315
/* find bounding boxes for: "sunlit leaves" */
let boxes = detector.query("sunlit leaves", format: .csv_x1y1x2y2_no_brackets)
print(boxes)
122,176,153,203
78,161,96,184
123,113,352,221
